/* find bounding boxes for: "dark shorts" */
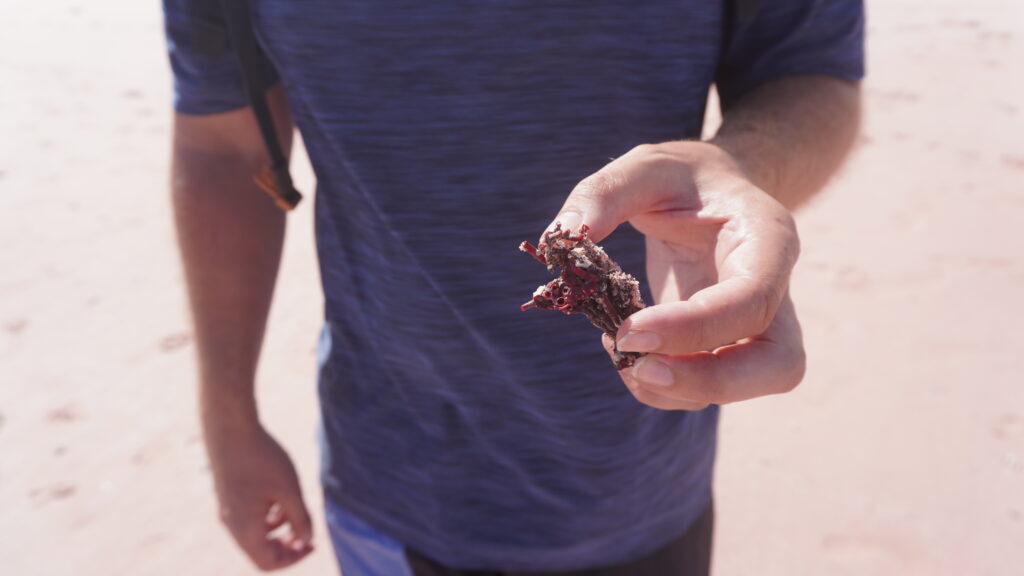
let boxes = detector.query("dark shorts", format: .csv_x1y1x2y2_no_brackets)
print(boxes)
326,496,713,576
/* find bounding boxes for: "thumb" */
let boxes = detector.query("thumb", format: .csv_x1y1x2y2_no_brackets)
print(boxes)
545,145,666,244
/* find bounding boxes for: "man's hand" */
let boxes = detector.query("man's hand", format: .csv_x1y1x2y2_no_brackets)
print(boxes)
550,141,805,410
206,417,314,571
548,76,859,410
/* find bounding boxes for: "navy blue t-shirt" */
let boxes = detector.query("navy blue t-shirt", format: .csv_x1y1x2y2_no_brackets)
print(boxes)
164,1,863,570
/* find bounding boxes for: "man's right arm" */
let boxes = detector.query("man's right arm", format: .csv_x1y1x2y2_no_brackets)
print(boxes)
172,85,314,571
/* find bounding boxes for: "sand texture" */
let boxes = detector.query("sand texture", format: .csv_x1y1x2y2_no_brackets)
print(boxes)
1,1,1021,574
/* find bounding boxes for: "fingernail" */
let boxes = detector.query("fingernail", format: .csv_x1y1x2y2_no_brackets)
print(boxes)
632,357,674,387
617,332,662,353
549,211,583,234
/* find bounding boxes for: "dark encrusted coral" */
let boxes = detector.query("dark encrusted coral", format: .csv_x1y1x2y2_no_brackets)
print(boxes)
520,223,646,369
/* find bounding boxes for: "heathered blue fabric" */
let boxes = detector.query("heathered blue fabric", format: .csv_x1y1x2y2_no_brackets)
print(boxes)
164,1,864,571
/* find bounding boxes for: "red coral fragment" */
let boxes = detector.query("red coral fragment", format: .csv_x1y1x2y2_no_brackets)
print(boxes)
520,223,646,369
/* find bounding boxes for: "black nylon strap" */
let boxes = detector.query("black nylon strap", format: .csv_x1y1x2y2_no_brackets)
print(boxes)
217,0,302,210
718,0,760,110
721,0,759,62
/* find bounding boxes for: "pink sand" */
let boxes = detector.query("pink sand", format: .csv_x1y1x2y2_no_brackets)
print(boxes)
1,1,1021,574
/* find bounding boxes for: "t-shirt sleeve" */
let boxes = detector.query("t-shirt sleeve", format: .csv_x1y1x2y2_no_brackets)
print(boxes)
716,0,865,106
162,0,279,115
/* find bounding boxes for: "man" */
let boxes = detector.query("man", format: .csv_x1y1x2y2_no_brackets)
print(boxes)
164,1,863,574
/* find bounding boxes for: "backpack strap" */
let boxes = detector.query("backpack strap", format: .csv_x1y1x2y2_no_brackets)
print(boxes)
194,0,302,211
721,0,760,60
718,0,760,110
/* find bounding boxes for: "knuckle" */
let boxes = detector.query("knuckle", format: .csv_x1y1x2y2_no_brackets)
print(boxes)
776,207,797,233
785,214,800,248
627,142,660,159
749,278,782,335
575,170,617,201
696,363,725,404
689,300,714,351
772,346,806,395
785,231,801,268
781,347,808,394
774,211,801,266
630,143,679,172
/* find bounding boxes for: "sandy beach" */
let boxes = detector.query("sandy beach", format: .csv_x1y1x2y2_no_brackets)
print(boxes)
1,1,1021,574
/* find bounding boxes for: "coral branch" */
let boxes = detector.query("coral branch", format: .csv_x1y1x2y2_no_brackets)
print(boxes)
520,223,646,369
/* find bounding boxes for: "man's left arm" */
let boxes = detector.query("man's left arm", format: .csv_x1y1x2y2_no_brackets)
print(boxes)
711,75,862,210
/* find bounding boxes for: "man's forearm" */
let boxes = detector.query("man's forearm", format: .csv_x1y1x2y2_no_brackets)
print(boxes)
710,75,862,210
172,106,290,430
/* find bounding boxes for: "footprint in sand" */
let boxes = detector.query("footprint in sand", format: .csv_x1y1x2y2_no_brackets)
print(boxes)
821,531,919,566
941,18,982,30
960,149,982,162
132,435,172,467
992,413,1024,441
4,318,28,334
895,23,927,33
994,102,1018,116
873,89,921,104
834,265,872,292
159,332,192,352
979,29,1014,42
1001,155,1024,171
29,484,77,506
46,404,82,423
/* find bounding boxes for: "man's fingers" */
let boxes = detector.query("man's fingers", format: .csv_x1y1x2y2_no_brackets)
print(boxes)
549,167,631,244
618,275,786,355
619,197,798,355
222,494,313,571
545,145,697,243
632,339,805,405
264,503,286,530
628,297,806,405
602,335,710,411
228,516,293,572
279,490,314,548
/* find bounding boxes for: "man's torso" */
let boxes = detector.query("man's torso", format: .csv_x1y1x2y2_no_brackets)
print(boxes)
259,2,722,571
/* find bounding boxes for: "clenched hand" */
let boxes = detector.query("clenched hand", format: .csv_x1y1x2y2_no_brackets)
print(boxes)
205,421,314,571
